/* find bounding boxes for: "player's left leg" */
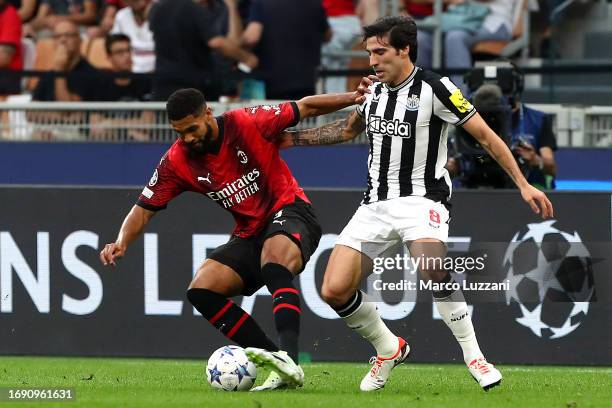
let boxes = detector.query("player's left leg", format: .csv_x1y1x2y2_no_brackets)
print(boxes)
409,238,502,391
246,199,322,390
247,234,304,390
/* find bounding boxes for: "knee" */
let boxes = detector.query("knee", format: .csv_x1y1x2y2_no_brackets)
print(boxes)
321,282,352,308
445,30,470,46
261,250,302,273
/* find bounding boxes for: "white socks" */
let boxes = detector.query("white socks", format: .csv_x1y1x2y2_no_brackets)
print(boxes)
434,288,483,365
338,291,399,358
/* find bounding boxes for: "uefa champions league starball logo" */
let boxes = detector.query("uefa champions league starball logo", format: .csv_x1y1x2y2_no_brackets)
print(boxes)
503,220,595,339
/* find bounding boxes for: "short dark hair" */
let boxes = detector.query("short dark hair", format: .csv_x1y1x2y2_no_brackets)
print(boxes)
166,88,207,121
363,16,418,63
105,33,131,55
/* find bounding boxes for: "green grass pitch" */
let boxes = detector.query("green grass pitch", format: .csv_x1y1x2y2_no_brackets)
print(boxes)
0,357,610,407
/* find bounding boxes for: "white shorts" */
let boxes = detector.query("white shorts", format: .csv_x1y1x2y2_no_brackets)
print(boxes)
336,196,450,260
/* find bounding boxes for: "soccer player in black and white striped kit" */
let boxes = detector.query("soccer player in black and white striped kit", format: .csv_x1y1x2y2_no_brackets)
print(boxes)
287,16,554,391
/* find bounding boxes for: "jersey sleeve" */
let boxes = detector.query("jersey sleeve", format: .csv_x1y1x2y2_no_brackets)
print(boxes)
136,153,185,211
431,77,476,126
243,101,300,142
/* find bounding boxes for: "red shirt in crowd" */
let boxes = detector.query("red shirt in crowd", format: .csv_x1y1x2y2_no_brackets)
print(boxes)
323,0,356,17
106,0,127,9
0,3,23,71
137,102,310,238
404,1,443,19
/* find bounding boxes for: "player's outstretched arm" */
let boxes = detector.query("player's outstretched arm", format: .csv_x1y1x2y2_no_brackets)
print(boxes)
296,75,378,119
462,113,554,219
100,205,155,266
276,110,366,148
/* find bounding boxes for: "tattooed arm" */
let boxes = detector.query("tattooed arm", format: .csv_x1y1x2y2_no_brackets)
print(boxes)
276,111,366,149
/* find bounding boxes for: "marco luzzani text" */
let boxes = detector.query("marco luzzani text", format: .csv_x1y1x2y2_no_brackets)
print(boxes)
371,254,509,292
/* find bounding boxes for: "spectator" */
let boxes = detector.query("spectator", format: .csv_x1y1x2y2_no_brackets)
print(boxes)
446,0,520,93
0,0,23,96
511,100,557,189
242,0,330,100
356,0,378,25
7,0,39,23
87,0,127,39
403,0,440,20
110,0,154,72
401,0,456,69
416,0,520,94
209,0,246,97
149,0,258,101
90,33,153,141
321,0,362,93
30,0,99,35
98,33,151,101
32,20,100,101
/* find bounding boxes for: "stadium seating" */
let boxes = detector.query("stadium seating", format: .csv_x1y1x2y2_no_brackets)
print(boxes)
471,0,530,59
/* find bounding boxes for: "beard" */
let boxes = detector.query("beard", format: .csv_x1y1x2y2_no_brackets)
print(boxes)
187,124,214,155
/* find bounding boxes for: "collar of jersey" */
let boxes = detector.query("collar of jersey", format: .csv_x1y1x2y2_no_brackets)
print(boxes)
384,66,419,92
207,115,224,156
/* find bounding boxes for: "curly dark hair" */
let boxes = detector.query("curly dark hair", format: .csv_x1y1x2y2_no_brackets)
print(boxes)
363,15,418,63
166,88,207,121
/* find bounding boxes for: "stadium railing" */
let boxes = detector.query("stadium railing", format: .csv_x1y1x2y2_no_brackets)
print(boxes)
0,99,611,147
0,100,360,144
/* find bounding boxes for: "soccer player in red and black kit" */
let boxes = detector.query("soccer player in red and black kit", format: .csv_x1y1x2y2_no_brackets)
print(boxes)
99,86,371,390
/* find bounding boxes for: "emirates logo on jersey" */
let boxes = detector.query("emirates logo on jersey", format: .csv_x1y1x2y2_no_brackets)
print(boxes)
368,116,412,138
206,168,261,209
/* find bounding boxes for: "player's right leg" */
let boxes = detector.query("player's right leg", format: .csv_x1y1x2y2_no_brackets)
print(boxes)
321,244,409,391
187,242,278,351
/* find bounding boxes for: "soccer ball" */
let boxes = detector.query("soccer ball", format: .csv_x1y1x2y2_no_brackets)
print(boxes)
206,345,257,391
503,220,595,339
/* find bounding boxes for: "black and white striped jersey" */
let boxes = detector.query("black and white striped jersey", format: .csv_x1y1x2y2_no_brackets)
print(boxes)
356,66,476,204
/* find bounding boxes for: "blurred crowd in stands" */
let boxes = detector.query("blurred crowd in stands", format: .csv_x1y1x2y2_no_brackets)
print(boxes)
0,0,589,102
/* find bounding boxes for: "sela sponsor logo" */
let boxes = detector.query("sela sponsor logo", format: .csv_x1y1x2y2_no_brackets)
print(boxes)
368,116,412,138
197,173,212,184
206,168,261,209
148,169,158,187
406,94,420,111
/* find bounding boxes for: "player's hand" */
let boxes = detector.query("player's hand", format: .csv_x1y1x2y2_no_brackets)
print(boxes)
100,243,126,266
520,184,554,219
354,75,379,104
